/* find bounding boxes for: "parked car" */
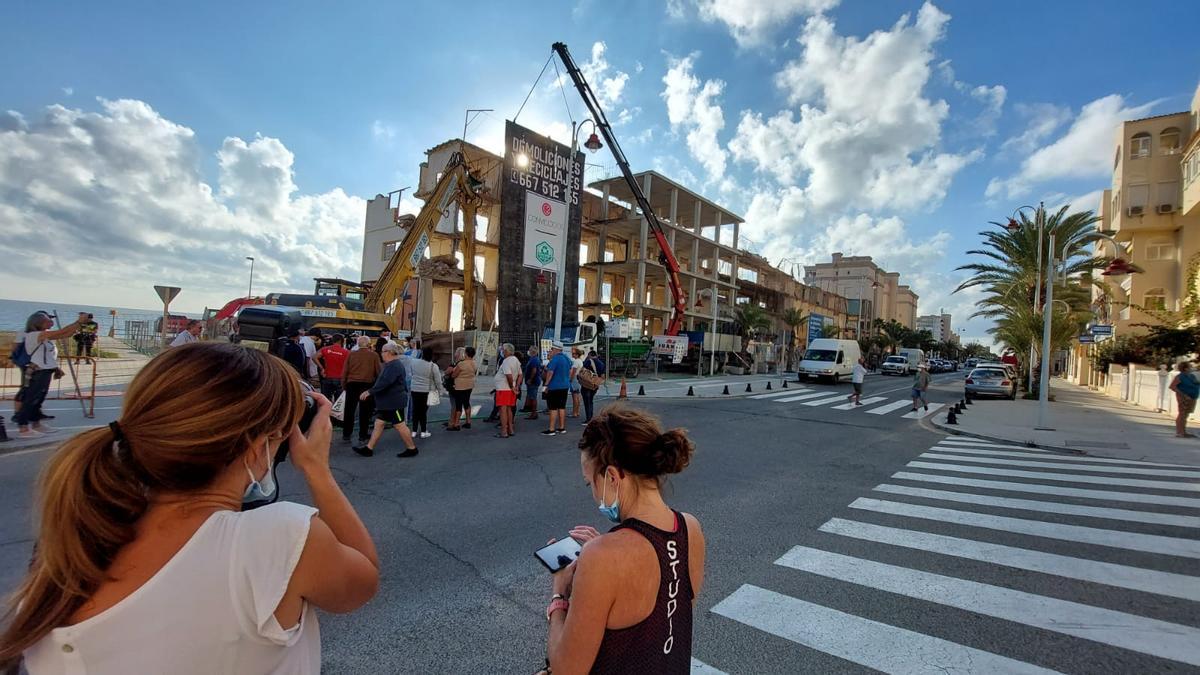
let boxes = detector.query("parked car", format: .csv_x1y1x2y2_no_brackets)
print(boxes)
977,361,1018,380
798,338,862,383
964,358,980,369
880,355,910,376
965,366,1017,400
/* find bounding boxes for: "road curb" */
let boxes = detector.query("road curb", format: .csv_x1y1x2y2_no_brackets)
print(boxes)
927,416,1086,456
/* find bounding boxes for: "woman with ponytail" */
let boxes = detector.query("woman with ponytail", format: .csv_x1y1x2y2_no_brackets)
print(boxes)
541,405,705,675
1,342,380,674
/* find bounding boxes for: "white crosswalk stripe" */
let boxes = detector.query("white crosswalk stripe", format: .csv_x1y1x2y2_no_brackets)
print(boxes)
890,470,1200,508
873,483,1200,528
907,460,1200,492
711,585,1061,675
930,444,1199,468
774,546,1200,667
818,518,1200,602
802,394,854,406
703,440,1200,673
831,396,886,410
866,399,915,415
748,389,807,399
774,391,830,403
919,452,1200,478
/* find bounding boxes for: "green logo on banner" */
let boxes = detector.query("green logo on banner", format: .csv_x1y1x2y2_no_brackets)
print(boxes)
535,241,554,265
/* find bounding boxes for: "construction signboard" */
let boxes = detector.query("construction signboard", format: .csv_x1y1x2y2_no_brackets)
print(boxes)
497,120,584,347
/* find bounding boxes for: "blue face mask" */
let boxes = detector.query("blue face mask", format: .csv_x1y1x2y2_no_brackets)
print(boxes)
242,442,277,504
598,474,621,523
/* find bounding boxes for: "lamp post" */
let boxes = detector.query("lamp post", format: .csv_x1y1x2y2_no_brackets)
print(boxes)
1035,231,1133,430
554,118,603,342
245,256,255,299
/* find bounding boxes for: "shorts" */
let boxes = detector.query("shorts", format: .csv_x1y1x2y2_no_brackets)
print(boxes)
852,382,863,394
376,408,406,425
496,389,517,406
1178,393,1197,414
570,381,581,393
452,388,473,412
544,388,568,410
911,387,926,399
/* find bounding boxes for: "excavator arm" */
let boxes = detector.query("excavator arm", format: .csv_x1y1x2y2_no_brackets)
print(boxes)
552,42,688,336
363,152,487,324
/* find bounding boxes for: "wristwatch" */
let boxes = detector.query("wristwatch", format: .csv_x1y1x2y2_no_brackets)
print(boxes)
546,596,569,622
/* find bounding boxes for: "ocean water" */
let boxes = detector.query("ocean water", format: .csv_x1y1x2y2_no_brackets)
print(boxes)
0,297,201,331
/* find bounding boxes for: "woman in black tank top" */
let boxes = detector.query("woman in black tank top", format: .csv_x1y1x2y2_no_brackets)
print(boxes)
541,406,706,675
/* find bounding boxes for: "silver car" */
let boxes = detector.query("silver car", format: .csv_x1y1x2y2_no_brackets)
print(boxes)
965,367,1016,400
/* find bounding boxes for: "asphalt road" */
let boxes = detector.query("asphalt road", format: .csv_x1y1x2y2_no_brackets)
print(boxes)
2,371,1198,673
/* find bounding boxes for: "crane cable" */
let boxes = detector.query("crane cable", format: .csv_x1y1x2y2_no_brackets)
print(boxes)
514,51,555,123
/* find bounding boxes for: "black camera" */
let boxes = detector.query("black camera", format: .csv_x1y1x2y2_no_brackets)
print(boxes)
242,379,317,511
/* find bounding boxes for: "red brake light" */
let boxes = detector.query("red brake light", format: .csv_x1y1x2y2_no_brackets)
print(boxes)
965,378,974,384
1001,380,1011,386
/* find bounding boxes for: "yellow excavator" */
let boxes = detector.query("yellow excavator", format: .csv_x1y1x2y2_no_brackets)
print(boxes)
235,152,489,344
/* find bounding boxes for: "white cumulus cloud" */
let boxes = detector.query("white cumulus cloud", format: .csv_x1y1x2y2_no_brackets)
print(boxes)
0,98,367,310
661,53,727,182
986,94,1159,200
693,0,840,47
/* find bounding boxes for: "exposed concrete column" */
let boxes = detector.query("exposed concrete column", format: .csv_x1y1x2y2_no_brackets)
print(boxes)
733,221,740,250
691,237,700,273
668,187,678,249
639,174,652,261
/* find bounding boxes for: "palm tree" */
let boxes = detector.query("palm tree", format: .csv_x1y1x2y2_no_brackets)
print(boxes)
734,303,770,340
955,205,1108,383
821,324,842,339
781,307,806,369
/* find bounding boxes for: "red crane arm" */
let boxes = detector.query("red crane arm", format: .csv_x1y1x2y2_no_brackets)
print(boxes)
552,42,687,336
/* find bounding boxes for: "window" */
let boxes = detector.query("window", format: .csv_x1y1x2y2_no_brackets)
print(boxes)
1128,184,1149,211
578,278,587,303
1143,288,1166,311
382,240,400,261
1146,241,1174,261
1113,146,1121,171
1157,181,1179,211
473,255,486,282
1160,127,1181,155
737,267,758,283
601,282,612,303
580,242,590,264
1131,132,1151,159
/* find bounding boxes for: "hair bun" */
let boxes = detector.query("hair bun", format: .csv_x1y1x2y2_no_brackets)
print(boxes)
651,428,695,475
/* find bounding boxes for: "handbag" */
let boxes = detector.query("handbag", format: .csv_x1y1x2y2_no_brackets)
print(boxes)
330,391,346,422
428,362,443,406
577,359,602,391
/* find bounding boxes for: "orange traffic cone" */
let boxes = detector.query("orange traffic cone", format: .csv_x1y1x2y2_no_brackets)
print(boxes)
618,378,628,399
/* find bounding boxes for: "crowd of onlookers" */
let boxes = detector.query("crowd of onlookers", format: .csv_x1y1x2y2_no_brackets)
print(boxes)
260,327,610,456
3,320,703,674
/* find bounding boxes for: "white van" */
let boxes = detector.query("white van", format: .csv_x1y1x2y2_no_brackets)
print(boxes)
899,348,925,373
798,338,862,383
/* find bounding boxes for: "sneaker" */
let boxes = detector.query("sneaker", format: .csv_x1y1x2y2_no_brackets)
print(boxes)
352,445,374,457
419,431,431,439
463,423,472,429
855,402,863,406
18,429,44,439
41,414,56,420
924,405,929,411
557,429,567,435
541,429,557,436
397,447,419,458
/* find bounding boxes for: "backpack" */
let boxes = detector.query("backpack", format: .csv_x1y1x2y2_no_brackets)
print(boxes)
9,336,45,370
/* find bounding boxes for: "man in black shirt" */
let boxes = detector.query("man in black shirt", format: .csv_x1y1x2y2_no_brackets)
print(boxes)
280,329,308,377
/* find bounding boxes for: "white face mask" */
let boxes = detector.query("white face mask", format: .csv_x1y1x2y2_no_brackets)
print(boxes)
242,441,277,503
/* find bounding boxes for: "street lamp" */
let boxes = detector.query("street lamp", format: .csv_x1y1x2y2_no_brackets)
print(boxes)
245,256,255,299
1035,230,1133,430
547,118,603,343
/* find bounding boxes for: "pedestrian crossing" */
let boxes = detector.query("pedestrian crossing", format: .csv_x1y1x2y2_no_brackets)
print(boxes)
750,385,949,419
702,438,1200,672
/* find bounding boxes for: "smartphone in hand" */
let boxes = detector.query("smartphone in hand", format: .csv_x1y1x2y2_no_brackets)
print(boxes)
535,536,582,573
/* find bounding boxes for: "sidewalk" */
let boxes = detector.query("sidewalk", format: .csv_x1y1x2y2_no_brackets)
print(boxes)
929,377,1200,467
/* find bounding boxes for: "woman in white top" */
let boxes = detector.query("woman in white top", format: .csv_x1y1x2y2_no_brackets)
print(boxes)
14,311,82,439
569,347,585,418
408,346,446,439
0,342,380,674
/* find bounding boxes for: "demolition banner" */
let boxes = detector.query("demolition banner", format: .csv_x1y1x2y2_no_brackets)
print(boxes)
497,121,584,346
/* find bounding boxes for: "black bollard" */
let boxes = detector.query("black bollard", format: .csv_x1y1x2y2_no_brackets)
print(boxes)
722,385,730,395
746,382,753,393
783,380,789,388
687,386,695,396
766,381,773,390
946,408,958,425
0,416,7,442
637,385,645,396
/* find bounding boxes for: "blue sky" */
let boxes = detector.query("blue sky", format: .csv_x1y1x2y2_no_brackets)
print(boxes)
2,0,1198,343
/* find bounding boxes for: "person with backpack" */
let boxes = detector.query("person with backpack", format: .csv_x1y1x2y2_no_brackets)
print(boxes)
13,311,82,439
578,349,606,423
